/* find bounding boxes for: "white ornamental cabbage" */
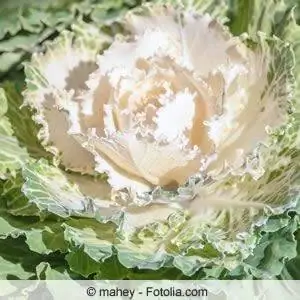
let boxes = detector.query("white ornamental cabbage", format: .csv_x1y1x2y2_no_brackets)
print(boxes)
23,3,299,275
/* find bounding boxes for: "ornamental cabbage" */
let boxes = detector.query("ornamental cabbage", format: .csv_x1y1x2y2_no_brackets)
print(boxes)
0,0,299,279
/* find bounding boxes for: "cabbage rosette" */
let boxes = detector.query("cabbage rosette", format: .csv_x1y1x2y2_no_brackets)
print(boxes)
4,1,298,277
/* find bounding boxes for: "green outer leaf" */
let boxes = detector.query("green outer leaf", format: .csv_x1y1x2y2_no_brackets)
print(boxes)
283,230,300,279
0,256,34,280
1,82,50,160
93,256,190,280
154,0,228,22
0,233,68,283
0,0,140,77
245,215,298,278
0,174,39,216
63,218,118,277
228,0,295,37
93,256,131,279
0,34,40,52
36,262,74,280
21,159,117,220
0,210,67,255
66,250,102,278
283,5,300,111
0,88,29,179
0,212,27,239
0,52,24,74
90,0,142,24
22,160,88,217
25,224,68,255
0,235,41,279
64,219,116,262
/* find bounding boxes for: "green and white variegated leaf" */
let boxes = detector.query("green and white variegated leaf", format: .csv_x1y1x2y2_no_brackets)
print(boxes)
0,0,80,39
90,0,143,26
0,88,29,179
0,0,100,76
22,159,88,218
0,209,67,255
115,205,182,271
284,5,300,116
282,230,300,280
22,160,85,218
36,262,64,280
0,173,40,216
21,159,116,219
0,212,27,239
0,256,34,280
23,21,111,174
64,219,116,277
228,0,295,37
0,235,42,280
60,200,298,277
0,52,24,74
1,82,50,160
153,0,228,23
36,262,78,280
245,215,299,278
66,249,104,278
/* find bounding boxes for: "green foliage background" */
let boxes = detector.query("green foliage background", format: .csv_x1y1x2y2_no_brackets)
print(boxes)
0,0,299,281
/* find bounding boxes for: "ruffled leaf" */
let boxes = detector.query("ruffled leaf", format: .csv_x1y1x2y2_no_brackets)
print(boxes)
245,215,298,278
282,231,300,279
23,21,111,174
